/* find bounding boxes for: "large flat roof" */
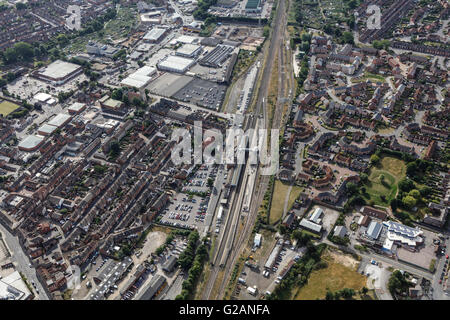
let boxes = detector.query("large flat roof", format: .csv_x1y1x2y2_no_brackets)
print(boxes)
38,60,82,80
18,135,44,150
38,123,57,135
176,43,201,56
120,66,156,89
143,27,167,41
48,113,72,128
158,55,195,72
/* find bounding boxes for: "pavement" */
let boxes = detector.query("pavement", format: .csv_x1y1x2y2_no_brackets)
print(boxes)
0,225,49,300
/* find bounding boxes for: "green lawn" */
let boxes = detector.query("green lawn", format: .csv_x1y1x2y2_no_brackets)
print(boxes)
363,156,406,207
268,181,303,225
0,100,20,117
293,249,367,300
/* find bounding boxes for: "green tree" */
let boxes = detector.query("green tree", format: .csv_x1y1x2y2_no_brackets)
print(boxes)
370,154,380,165
402,196,416,209
408,189,421,200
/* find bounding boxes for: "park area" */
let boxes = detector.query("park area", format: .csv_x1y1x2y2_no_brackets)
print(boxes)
293,248,374,300
269,180,303,225
362,156,406,207
0,100,20,117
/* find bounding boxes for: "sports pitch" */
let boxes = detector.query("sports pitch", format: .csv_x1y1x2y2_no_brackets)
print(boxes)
0,100,20,117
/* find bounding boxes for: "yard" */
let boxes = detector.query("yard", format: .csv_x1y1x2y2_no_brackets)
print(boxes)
268,180,302,225
362,156,406,207
293,248,369,300
0,100,20,117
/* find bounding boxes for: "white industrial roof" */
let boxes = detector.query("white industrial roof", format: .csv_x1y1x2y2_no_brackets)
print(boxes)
299,218,322,233
68,102,86,112
48,113,72,128
143,27,167,41
38,60,81,79
38,124,57,135
34,92,52,102
176,43,201,56
158,55,194,72
174,35,198,44
18,135,44,150
120,66,156,89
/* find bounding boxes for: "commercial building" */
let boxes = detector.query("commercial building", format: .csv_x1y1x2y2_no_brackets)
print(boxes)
175,43,202,58
136,274,167,300
120,66,157,98
157,55,195,74
68,102,87,115
143,27,168,43
48,114,72,128
0,271,32,300
254,233,262,248
245,0,262,13
32,60,83,85
37,124,58,136
299,218,322,234
86,41,118,57
162,255,177,273
264,243,282,270
382,221,424,253
18,135,45,152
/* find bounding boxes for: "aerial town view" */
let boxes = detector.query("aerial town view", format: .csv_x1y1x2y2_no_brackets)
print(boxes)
0,0,448,309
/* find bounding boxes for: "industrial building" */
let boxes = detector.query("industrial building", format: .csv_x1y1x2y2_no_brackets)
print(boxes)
68,102,87,115
157,55,195,74
32,60,83,85
47,114,72,128
136,274,167,300
0,271,32,300
37,124,58,136
18,135,45,152
86,41,118,57
120,66,157,98
299,218,322,234
199,45,235,68
245,0,262,13
175,43,203,58
143,27,169,43
162,255,177,273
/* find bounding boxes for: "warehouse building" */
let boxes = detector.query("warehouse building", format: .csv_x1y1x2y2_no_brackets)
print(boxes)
143,27,169,43
162,255,177,273
32,60,83,85
136,274,167,300
176,43,203,58
199,45,234,68
120,66,157,99
245,0,262,13
47,113,72,128
18,135,45,152
157,55,195,74
37,124,58,136
68,102,87,115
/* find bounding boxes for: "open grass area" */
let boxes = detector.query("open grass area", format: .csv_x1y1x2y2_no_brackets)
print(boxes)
65,6,138,54
363,156,406,207
268,181,302,225
269,180,290,225
293,249,367,300
0,100,20,117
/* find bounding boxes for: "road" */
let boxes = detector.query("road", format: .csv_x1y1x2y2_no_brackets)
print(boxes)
0,225,50,300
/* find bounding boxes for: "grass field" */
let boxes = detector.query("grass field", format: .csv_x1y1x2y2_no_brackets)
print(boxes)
363,156,406,207
293,249,368,300
269,180,302,225
0,100,20,117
